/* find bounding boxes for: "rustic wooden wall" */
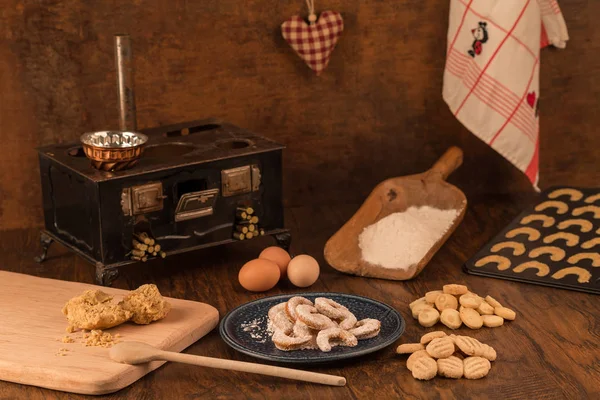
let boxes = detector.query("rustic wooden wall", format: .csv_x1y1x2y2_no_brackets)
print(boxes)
0,0,598,230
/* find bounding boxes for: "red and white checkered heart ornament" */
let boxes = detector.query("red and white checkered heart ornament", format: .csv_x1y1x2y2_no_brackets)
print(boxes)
281,11,344,75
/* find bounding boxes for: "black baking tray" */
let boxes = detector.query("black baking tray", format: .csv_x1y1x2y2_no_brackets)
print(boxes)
464,187,600,295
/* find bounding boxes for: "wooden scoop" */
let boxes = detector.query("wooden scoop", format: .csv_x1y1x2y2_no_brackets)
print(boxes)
109,341,346,387
324,147,467,281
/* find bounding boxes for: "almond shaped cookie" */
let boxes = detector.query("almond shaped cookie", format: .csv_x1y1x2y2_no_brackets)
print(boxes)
418,308,440,328
460,307,483,329
435,294,459,311
440,308,462,329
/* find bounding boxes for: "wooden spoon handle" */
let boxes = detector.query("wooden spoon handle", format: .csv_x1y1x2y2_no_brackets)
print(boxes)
158,351,346,387
426,146,463,181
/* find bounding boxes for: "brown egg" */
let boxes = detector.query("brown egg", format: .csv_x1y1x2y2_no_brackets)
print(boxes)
259,246,292,276
238,259,281,292
287,255,320,288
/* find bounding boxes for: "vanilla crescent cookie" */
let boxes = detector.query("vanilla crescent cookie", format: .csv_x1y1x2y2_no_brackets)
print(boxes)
316,327,357,352
268,303,294,335
584,193,600,204
520,214,555,228
285,296,313,321
568,253,600,267
534,200,569,214
295,305,336,330
314,297,357,330
293,319,315,337
543,232,580,247
272,329,312,351
474,255,511,271
463,356,491,379
513,261,550,277
572,205,600,219
528,246,566,262
314,297,349,319
491,241,526,256
551,267,592,283
548,188,584,201
292,320,319,349
505,227,541,241
348,319,381,340
557,219,594,233
582,238,600,249
437,356,464,379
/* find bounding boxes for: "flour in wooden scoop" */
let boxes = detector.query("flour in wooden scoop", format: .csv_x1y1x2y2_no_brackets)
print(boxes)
358,206,459,269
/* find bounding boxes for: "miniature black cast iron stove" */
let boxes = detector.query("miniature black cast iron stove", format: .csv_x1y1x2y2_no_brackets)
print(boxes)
35,119,290,286
34,34,289,286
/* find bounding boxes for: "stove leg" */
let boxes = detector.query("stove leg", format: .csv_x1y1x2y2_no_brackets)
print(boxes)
274,231,292,253
34,232,54,263
95,263,119,287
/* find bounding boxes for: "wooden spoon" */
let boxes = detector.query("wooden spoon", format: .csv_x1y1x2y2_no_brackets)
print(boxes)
109,341,346,387
324,147,467,281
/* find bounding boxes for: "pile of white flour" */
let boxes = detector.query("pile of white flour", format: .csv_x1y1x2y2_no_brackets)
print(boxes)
358,206,458,270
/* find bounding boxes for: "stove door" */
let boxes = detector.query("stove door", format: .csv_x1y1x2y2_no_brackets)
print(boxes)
174,188,219,222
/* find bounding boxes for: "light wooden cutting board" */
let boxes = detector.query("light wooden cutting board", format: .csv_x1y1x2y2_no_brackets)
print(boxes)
0,271,219,395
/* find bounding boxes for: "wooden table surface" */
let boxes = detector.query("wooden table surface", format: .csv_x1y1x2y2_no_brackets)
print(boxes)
0,192,598,399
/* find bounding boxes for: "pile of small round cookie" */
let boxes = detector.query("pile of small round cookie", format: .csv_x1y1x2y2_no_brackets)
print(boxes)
410,284,516,329
397,331,496,380
267,296,381,352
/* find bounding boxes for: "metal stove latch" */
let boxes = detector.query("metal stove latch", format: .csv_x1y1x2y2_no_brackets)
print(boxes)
175,188,219,222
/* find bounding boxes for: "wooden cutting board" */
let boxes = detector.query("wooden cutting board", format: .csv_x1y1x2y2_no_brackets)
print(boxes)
0,271,219,395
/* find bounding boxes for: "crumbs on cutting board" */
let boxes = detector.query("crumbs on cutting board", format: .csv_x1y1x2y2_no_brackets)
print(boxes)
56,331,122,351
83,330,121,347
240,316,272,343
55,348,70,356
60,335,75,343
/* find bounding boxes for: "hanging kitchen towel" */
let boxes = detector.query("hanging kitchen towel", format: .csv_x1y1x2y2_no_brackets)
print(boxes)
443,0,568,188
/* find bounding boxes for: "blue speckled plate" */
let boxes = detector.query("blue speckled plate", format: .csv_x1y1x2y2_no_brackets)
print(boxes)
219,292,405,364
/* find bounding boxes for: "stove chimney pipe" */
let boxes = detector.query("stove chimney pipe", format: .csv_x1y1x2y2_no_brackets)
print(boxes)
114,34,137,131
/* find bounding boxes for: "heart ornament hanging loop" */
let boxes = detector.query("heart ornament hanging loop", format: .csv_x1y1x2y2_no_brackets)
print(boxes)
281,0,344,75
